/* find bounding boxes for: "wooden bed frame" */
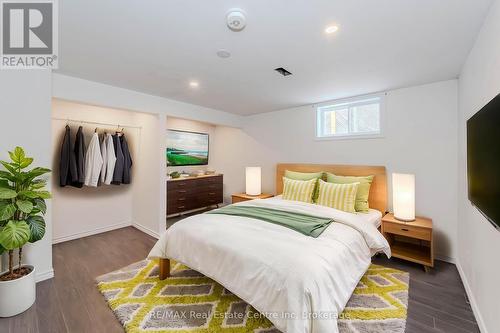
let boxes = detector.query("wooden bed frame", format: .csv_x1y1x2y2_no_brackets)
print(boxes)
159,163,387,280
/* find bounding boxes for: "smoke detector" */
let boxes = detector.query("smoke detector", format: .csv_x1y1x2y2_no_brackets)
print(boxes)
226,9,246,31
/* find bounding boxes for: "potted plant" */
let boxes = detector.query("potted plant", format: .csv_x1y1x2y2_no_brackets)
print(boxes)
0,147,50,317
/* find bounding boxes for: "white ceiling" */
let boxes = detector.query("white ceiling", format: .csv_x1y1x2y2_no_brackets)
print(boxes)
57,0,492,115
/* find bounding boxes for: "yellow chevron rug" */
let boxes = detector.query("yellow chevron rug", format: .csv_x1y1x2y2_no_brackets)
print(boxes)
97,260,409,333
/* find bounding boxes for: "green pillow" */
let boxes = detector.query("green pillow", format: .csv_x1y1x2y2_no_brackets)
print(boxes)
284,170,324,202
326,173,374,212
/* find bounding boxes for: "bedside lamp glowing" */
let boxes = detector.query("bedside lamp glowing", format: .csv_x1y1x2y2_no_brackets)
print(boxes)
245,167,261,196
392,173,415,221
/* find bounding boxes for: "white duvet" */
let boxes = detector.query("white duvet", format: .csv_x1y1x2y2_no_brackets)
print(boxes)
148,197,390,333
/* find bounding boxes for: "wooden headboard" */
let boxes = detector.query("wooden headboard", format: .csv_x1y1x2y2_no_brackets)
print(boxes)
276,163,387,214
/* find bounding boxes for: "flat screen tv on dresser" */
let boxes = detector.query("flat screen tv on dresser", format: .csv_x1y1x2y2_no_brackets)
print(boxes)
467,93,500,230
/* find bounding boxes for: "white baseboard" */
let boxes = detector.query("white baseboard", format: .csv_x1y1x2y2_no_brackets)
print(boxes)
52,221,132,244
36,268,54,282
456,261,488,333
133,223,160,239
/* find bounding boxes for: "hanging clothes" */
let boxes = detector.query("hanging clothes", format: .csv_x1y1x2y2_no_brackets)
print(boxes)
103,133,116,185
111,134,125,185
72,126,86,188
59,125,78,187
84,132,103,187
98,133,107,185
120,134,133,184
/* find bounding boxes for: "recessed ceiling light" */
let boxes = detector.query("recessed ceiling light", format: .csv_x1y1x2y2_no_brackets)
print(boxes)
189,81,199,88
325,25,339,34
216,49,231,58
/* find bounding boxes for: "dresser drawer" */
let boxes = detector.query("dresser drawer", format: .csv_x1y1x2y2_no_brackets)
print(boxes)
167,187,198,197
198,175,223,186
197,191,223,206
197,183,222,192
167,179,196,190
383,222,431,241
167,200,198,214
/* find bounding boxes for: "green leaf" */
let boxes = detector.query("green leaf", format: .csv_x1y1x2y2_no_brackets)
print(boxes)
33,198,46,214
26,216,45,242
16,200,33,214
30,179,47,190
0,179,9,188
0,188,17,199
20,157,33,169
27,167,51,178
33,191,51,199
0,220,30,250
9,147,26,165
0,161,18,175
0,202,16,221
0,171,16,182
18,190,39,199
0,243,5,255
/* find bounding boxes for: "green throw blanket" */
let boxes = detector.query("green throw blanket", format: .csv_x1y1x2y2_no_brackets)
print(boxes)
206,205,333,237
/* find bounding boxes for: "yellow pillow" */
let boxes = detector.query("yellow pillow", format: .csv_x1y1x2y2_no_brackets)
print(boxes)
316,179,359,213
282,177,316,203
326,173,374,212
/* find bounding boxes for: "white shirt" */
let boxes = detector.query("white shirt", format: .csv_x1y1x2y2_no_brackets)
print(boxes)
104,133,116,185
84,133,103,187
99,134,108,184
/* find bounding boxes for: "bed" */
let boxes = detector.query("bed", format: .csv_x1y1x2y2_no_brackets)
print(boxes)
148,163,390,333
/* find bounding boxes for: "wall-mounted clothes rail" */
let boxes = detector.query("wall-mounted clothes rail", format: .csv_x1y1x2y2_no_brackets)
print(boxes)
51,117,143,130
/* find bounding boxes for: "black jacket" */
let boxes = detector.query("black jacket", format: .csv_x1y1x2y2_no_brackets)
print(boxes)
121,135,133,184
111,134,125,185
72,126,86,188
59,125,78,187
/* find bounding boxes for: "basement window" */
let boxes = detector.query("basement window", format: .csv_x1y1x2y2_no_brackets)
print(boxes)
316,94,385,139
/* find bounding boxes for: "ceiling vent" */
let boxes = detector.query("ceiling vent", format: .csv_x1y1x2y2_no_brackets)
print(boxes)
275,67,292,76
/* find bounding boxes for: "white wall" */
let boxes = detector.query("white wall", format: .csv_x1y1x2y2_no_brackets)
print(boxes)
457,0,500,332
166,117,216,173
51,99,162,242
132,111,166,238
212,80,459,261
0,70,53,282
53,73,243,128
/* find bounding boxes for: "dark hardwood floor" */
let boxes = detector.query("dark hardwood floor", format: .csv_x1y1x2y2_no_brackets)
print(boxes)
0,226,479,333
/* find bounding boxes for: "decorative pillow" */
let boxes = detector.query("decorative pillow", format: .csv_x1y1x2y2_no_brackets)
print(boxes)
326,173,374,212
284,170,324,202
316,179,359,213
282,177,317,204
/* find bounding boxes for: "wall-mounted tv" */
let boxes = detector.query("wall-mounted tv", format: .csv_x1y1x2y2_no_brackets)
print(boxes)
167,129,209,166
467,93,500,230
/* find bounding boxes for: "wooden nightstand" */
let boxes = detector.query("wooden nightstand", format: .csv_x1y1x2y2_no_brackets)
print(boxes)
381,213,434,272
231,193,274,204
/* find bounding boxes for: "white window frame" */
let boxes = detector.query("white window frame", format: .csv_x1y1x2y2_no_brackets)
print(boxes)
315,93,386,140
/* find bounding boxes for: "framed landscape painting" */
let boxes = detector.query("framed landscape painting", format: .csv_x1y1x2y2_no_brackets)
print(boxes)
166,129,209,166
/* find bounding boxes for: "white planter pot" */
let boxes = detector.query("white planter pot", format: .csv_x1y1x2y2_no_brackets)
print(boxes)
0,265,36,317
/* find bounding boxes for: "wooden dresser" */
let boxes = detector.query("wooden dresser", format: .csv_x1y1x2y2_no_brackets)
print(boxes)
167,174,223,215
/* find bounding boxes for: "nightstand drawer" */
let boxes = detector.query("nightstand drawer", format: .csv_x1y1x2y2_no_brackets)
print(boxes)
383,222,431,241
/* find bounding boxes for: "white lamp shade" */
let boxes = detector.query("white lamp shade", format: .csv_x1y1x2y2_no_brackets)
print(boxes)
245,167,261,196
392,173,415,221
